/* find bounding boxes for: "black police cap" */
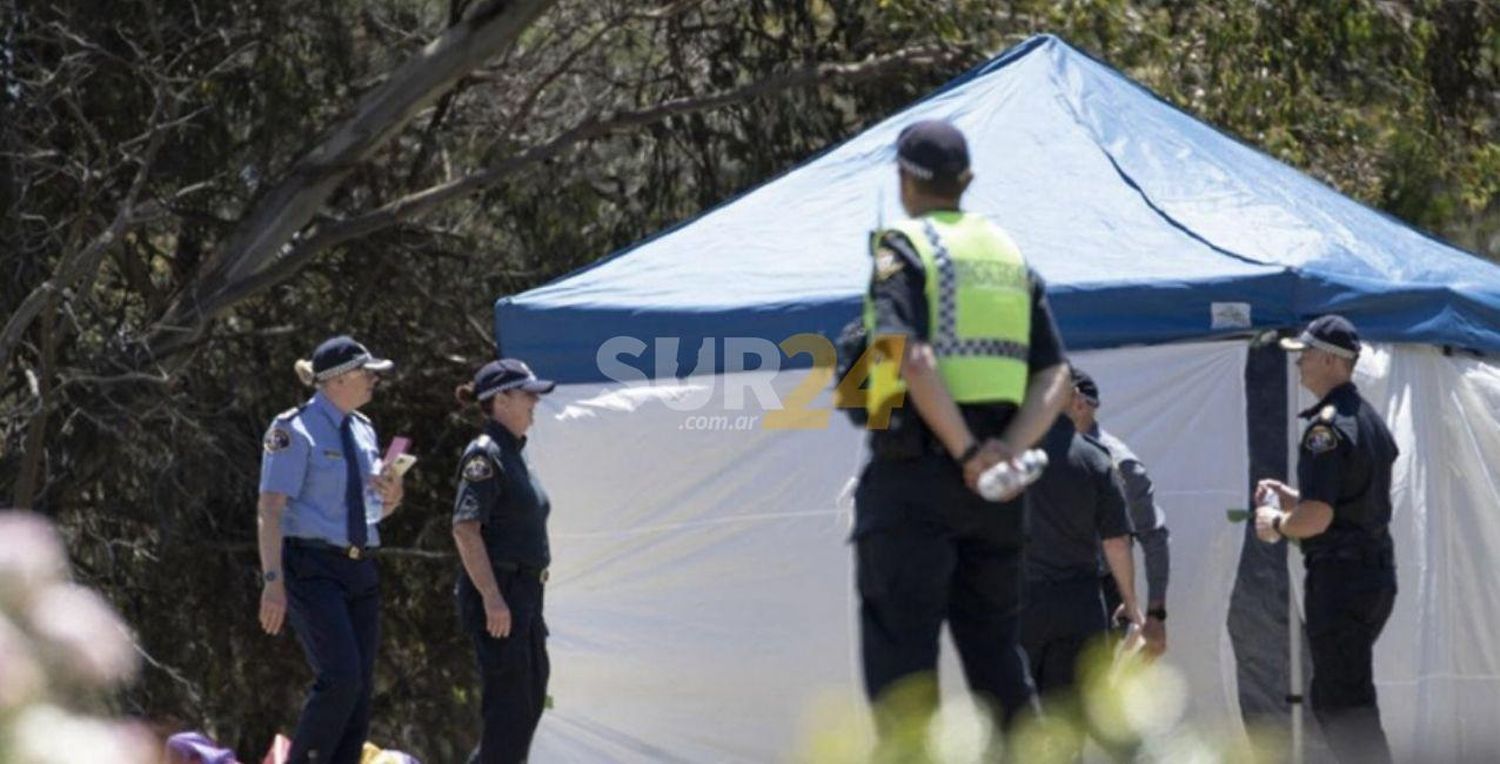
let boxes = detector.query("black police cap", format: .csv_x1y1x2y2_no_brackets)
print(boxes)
311,336,394,381
474,358,556,401
1279,315,1361,359
896,120,970,182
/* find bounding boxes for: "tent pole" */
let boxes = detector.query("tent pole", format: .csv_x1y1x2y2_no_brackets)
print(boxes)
1288,548,1304,764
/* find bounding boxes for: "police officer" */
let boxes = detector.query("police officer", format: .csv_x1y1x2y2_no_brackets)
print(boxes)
451,359,557,764
1066,369,1172,657
1254,315,1398,763
1021,383,1139,701
854,120,1071,741
257,336,403,764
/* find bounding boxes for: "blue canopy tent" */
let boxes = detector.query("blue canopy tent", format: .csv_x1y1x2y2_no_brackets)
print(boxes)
498,34,1500,383
496,35,1500,761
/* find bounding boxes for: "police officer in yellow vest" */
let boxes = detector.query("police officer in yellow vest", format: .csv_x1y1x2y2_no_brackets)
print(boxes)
854,120,1072,743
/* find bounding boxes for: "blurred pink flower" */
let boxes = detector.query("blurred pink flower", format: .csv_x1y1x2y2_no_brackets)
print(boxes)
26,583,139,688
9,705,158,763
0,614,45,710
0,512,70,612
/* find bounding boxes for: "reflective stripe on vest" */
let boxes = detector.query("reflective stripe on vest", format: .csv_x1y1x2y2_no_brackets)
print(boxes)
864,212,1031,414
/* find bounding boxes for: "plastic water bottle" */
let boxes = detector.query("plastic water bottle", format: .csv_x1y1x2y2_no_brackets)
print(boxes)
1265,490,1282,511
977,449,1049,502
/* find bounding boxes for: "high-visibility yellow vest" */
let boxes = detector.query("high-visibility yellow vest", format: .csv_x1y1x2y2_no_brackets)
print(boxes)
863,211,1031,418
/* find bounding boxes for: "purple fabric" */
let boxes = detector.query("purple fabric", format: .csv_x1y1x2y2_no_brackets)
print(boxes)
166,731,239,764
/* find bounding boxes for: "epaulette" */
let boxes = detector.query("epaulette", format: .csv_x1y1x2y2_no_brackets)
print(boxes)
1318,405,1336,423
274,405,304,421
350,410,371,424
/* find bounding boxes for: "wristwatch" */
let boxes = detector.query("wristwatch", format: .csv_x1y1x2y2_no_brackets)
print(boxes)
1271,513,1287,538
957,441,982,465
1147,606,1167,622
262,570,280,584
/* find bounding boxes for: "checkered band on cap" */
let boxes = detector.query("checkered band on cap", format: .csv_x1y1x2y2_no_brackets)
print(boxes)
897,156,935,180
920,219,1029,363
1300,334,1358,359
315,354,373,381
476,375,538,401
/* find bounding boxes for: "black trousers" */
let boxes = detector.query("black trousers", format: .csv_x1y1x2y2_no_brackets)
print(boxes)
1021,578,1109,699
283,544,380,764
458,568,550,764
854,455,1037,734
1305,560,1397,764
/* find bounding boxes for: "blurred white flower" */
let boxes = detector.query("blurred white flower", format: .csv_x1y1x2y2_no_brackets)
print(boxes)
26,583,139,688
8,705,157,764
0,614,46,710
0,512,70,612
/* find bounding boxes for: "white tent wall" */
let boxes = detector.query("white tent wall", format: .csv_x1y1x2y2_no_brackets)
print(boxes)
1282,345,1500,761
522,341,1249,761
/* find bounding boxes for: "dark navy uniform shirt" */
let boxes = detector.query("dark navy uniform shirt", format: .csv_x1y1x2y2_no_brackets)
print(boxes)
451,420,551,569
868,224,1066,446
1024,417,1132,583
1296,381,1398,564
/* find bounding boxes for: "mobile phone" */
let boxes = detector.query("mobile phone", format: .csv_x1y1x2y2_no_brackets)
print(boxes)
388,453,418,477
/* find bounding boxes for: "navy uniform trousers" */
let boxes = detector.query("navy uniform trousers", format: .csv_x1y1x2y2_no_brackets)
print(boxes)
1020,578,1109,697
458,568,550,764
284,544,380,764
1306,559,1397,763
854,454,1036,731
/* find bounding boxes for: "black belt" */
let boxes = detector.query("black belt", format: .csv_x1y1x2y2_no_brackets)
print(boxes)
285,537,375,560
1307,546,1393,569
493,560,550,584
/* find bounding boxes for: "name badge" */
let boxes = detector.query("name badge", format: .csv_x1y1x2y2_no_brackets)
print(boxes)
324,450,343,460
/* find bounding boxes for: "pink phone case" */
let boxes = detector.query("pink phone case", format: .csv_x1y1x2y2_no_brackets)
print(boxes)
383,436,411,465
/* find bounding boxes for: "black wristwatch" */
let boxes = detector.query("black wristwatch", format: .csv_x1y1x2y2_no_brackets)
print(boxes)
1147,606,1167,622
1271,514,1287,538
262,570,280,584
957,441,983,465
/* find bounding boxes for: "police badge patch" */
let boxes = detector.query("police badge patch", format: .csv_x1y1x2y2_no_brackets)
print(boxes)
264,427,291,453
874,247,904,281
1303,424,1338,454
462,455,493,482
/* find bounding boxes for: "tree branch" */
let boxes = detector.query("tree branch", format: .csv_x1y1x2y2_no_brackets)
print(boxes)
185,45,962,319
149,0,561,358
0,90,168,375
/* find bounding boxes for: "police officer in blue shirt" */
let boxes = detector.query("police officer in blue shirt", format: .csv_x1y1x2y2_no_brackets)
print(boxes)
257,336,404,764
1255,315,1398,764
450,359,556,764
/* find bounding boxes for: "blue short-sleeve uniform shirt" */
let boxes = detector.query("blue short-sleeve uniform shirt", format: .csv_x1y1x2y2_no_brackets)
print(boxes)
259,391,384,547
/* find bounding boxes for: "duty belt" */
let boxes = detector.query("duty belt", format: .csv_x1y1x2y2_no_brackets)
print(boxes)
285,536,374,560
494,560,550,584
1307,545,1394,569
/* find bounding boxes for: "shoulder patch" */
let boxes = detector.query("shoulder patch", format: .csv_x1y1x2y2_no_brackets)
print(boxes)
874,247,905,281
1303,423,1339,454
462,454,494,482
264,427,292,453
1318,405,1336,423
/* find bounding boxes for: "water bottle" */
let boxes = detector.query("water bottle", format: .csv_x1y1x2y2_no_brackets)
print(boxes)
977,449,1049,502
